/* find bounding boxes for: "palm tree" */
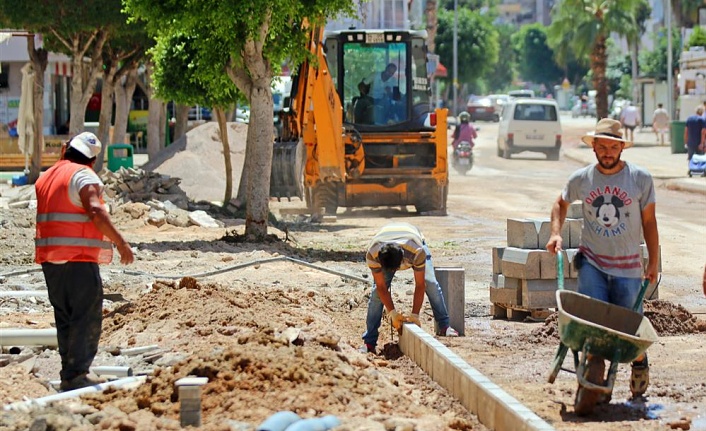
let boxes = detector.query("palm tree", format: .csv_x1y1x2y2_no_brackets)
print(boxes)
548,0,644,119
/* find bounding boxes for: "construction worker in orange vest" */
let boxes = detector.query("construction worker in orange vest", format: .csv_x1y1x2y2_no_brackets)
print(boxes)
35,132,134,391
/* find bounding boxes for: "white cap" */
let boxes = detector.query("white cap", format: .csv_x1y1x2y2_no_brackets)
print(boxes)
68,132,102,158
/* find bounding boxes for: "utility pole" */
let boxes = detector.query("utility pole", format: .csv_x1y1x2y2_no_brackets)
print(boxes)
453,0,458,117
666,0,673,120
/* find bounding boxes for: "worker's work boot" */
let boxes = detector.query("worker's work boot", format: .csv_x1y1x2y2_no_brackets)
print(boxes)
630,356,650,398
59,374,104,392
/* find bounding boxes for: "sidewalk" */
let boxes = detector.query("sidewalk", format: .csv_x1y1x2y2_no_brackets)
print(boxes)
562,127,706,196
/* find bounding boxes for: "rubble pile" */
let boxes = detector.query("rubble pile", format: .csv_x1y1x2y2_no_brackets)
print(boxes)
101,167,222,229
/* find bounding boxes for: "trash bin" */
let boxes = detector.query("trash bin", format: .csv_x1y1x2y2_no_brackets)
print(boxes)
670,121,687,154
107,143,134,172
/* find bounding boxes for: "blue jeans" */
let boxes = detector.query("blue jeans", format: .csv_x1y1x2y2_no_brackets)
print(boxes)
362,244,451,347
578,261,643,313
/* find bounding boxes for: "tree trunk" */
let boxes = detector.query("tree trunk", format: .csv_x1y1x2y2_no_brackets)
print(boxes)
27,38,48,185
174,104,190,141
591,35,609,119
214,108,233,206
113,68,138,147
144,63,164,159
244,84,274,240
425,0,438,53
95,67,117,173
67,32,108,135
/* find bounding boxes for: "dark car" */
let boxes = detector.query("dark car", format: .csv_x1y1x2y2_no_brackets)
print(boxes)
466,97,499,122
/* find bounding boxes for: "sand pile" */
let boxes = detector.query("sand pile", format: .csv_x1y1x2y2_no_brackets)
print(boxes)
142,122,248,203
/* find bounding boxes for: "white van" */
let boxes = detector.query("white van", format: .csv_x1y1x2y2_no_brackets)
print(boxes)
497,98,562,160
508,89,535,98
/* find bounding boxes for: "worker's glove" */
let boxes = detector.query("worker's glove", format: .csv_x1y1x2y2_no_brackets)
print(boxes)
407,313,421,327
387,309,407,332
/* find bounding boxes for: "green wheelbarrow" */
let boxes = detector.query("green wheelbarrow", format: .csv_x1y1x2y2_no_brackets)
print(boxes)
546,253,658,415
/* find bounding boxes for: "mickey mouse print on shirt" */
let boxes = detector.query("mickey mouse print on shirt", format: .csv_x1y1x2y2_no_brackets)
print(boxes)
585,186,634,237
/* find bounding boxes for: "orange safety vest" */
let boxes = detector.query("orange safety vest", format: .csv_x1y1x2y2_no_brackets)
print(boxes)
35,160,113,264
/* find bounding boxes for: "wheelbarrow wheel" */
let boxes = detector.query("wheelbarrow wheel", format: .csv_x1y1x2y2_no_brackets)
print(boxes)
574,356,605,416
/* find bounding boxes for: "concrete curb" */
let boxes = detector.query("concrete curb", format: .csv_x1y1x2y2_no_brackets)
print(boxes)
399,324,555,431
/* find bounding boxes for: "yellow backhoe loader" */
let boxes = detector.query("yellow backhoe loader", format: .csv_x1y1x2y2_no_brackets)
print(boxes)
271,24,448,215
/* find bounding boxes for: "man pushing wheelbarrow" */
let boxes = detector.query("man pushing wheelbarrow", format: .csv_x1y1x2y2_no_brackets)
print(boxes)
546,118,660,415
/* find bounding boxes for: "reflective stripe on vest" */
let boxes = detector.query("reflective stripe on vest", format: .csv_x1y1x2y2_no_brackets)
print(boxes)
35,237,113,249
36,213,91,223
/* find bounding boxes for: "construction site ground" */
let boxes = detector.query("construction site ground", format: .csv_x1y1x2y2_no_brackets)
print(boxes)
1,116,705,431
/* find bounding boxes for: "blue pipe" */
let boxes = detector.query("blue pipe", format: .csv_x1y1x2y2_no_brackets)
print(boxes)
257,411,302,431
283,415,341,431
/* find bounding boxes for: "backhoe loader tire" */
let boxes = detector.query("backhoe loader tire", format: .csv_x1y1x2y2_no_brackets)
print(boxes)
313,183,338,215
413,182,447,215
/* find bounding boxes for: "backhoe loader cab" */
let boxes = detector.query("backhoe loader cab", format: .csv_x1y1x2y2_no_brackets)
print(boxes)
324,30,433,132
270,28,448,216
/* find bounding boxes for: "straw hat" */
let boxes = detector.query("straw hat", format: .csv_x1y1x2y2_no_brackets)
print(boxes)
581,118,632,148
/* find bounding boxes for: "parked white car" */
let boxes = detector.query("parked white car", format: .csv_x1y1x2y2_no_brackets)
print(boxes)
497,98,562,160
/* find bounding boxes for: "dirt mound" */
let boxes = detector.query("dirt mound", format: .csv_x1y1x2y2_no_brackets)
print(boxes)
530,299,706,344
643,299,706,336
141,122,248,203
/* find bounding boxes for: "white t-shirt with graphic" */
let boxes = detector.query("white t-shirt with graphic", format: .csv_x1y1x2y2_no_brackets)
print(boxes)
562,162,655,278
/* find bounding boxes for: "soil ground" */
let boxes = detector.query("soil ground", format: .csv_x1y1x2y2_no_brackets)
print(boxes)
1,116,705,431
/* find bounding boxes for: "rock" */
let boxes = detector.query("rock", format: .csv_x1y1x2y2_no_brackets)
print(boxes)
188,210,221,228
147,210,166,227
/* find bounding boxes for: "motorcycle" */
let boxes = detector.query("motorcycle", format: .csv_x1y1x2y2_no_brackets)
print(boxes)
452,140,474,175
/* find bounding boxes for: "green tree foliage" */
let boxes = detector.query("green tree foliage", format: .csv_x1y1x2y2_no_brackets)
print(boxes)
687,26,706,49
124,0,355,240
435,7,499,88
605,41,632,98
486,23,515,92
640,27,682,80
547,0,644,118
511,24,564,91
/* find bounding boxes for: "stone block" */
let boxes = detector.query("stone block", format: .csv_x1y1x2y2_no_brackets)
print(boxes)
539,250,570,279
500,247,542,279
491,274,521,290
529,218,570,251
506,218,540,249
492,247,505,274
489,286,520,306
640,243,662,273
434,267,465,336
521,278,577,308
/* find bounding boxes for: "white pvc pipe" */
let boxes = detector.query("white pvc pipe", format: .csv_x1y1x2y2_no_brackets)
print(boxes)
0,328,57,347
3,376,147,411
120,345,160,356
91,366,133,377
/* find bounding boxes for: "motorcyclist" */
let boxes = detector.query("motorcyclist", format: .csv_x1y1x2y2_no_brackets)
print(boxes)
452,112,477,157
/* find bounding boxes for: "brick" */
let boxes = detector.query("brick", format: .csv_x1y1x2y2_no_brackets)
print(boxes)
506,218,540,249
492,247,505,274
530,218,570,251
564,248,580,278
500,247,542,279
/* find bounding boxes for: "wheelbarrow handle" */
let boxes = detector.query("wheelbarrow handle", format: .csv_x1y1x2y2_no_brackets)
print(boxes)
633,278,651,312
557,252,564,291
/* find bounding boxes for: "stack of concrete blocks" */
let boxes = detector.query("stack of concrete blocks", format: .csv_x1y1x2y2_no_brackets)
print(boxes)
490,202,661,318
490,202,583,319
